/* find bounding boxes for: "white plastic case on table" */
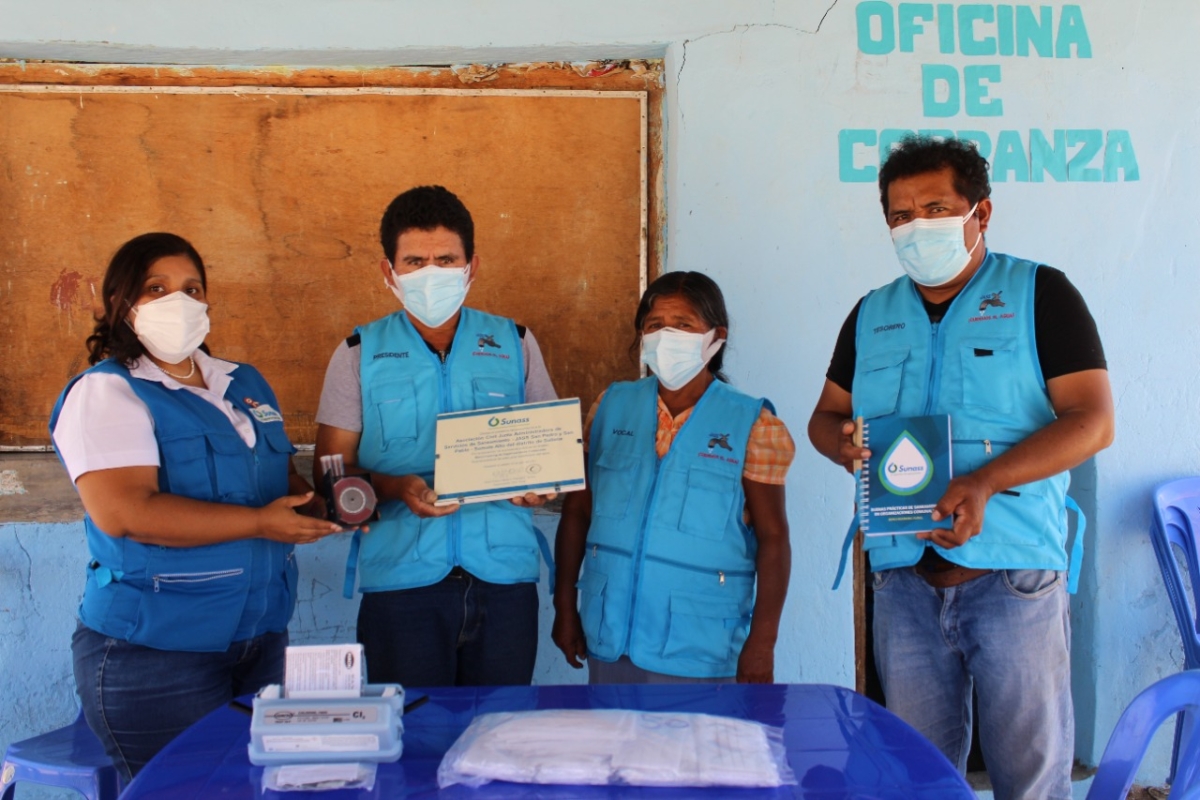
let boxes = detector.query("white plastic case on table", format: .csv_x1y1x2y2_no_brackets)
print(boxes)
248,683,405,766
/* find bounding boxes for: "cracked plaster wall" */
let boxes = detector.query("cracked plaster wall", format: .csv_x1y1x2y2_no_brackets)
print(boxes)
1,0,1198,789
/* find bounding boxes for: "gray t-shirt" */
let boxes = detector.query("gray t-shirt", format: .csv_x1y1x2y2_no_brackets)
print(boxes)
316,323,558,432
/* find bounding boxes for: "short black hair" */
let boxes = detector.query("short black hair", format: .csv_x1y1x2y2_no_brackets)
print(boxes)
379,185,475,263
630,271,730,381
86,232,207,366
878,135,991,214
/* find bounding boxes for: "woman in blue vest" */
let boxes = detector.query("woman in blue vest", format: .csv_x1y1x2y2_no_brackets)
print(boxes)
49,233,344,781
552,272,794,683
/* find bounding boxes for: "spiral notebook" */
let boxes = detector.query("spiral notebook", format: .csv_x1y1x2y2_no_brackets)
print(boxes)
857,414,954,537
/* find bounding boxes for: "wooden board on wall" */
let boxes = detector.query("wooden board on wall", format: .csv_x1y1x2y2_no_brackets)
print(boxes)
0,78,650,446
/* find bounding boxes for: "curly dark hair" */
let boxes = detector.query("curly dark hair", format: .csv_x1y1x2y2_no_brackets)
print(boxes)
379,185,475,264
86,233,207,366
878,135,991,214
630,271,730,382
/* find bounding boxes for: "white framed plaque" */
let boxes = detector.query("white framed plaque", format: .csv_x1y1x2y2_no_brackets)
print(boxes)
433,399,586,505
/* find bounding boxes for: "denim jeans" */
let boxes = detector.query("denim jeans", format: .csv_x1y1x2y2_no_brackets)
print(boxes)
873,567,1073,800
72,621,286,783
356,570,538,687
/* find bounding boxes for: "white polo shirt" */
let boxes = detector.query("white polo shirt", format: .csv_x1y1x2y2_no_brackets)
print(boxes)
52,351,257,484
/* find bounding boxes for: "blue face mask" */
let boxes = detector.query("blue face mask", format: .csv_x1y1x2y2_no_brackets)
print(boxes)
890,204,982,287
388,264,470,327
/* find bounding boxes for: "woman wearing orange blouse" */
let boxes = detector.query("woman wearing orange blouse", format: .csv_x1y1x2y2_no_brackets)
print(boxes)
552,271,794,683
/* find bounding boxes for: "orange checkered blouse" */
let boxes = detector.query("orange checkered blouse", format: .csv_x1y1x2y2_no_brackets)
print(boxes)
582,388,795,485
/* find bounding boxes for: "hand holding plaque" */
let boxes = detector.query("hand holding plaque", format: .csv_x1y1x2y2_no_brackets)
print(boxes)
433,399,587,506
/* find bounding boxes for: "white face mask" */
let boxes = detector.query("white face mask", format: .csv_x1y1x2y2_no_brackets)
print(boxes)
130,292,210,363
641,328,724,391
890,203,982,287
388,264,470,328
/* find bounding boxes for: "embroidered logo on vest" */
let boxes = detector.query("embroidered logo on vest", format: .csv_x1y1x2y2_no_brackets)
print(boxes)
699,432,740,465
707,433,733,452
970,290,1015,323
978,291,1005,312
473,331,511,359
373,351,409,359
243,396,284,423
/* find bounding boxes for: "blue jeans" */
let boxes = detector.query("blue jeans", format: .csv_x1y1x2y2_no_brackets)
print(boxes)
356,570,538,687
72,621,285,783
873,567,1073,800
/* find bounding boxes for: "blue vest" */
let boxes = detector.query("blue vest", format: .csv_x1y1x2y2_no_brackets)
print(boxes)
351,307,541,592
853,252,1073,574
49,359,298,653
580,377,765,678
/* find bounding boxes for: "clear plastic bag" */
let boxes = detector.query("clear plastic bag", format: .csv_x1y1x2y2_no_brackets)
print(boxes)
261,761,377,792
437,709,796,789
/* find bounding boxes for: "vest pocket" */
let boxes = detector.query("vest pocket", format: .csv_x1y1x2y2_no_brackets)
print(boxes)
207,431,255,503
130,545,251,651
257,426,295,502
260,425,295,455
855,348,909,419
959,339,1017,413
373,378,418,449
472,377,520,410
483,503,538,559
662,592,744,664
678,466,738,539
591,451,638,521
159,433,213,499
374,508,426,563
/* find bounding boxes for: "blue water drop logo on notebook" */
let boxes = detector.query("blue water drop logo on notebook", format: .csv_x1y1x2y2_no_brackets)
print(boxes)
879,431,934,496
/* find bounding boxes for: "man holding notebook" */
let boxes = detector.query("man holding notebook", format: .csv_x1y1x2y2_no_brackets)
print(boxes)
807,135,1113,800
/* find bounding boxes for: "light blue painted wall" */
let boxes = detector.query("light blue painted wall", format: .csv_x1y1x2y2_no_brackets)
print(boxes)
2,0,1197,788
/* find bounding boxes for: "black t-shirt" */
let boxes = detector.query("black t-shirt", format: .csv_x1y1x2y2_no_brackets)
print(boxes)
825,266,1106,393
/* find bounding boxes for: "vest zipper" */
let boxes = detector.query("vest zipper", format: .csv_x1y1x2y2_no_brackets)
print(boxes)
438,341,462,567
153,568,245,592
623,388,718,655
924,320,941,415
916,274,976,415
624,456,662,655
955,438,1015,453
591,542,634,559
644,553,753,582
252,441,263,504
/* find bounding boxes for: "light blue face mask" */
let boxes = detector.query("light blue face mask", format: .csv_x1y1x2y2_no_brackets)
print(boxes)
389,264,470,327
890,204,982,287
641,327,724,391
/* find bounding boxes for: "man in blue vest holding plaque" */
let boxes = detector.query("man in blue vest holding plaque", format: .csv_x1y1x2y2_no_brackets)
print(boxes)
314,185,558,687
808,136,1114,800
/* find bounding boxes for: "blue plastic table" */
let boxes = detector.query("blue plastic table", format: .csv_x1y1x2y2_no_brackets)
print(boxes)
121,683,973,798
